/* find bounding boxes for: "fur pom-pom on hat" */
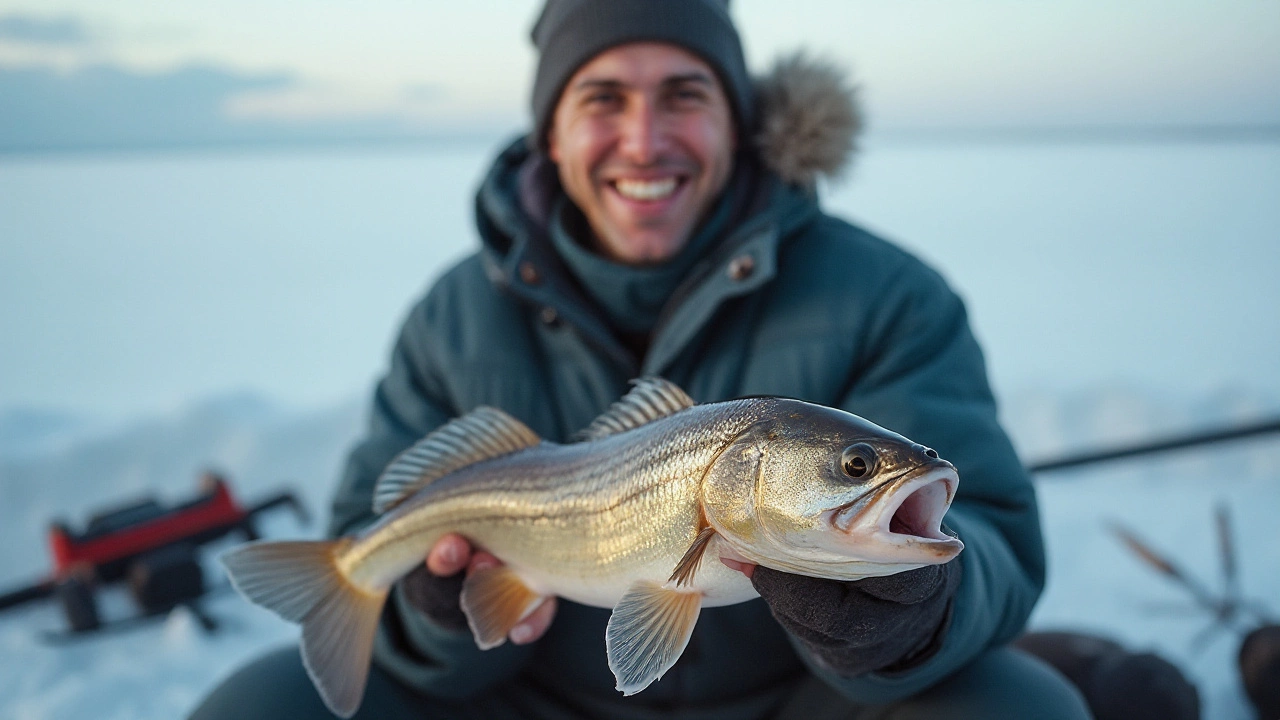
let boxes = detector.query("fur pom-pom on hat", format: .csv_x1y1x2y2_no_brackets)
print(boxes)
753,52,862,188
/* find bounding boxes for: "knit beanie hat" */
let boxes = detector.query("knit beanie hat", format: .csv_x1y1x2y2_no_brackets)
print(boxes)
529,0,755,152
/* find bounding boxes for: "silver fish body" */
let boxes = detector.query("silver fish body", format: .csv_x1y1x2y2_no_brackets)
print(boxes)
223,379,963,717
345,400,762,608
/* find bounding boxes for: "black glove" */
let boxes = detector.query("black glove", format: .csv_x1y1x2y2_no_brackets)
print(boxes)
751,557,962,677
398,564,470,632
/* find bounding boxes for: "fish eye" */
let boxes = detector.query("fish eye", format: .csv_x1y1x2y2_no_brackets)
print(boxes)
841,443,878,479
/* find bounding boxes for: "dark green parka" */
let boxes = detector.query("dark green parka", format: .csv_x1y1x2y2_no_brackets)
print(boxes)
329,59,1044,719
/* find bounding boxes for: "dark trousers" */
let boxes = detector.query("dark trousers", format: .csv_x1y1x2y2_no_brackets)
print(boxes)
191,644,1090,720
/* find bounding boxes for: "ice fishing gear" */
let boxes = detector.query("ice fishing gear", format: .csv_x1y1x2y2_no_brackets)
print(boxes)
1027,416,1280,474
1110,503,1277,719
1109,504,1275,646
0,472,308,639
1029,418,1280,719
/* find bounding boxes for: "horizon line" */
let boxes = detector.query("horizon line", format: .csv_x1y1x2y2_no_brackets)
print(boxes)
2,123,1278,159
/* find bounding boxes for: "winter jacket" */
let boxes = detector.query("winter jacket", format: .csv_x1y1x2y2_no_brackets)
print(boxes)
327,56,1045,717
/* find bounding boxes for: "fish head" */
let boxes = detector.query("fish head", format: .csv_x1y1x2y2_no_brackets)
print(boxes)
703,399,963,581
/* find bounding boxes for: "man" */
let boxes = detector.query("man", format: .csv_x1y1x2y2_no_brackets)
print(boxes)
193,1,1090,717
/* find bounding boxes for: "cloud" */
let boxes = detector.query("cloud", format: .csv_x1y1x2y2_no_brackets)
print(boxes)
0,63,442,152
0,14,90,45
0,64,289,150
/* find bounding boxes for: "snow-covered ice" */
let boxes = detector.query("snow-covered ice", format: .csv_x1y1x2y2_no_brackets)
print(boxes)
0,387,1276,719
2,138,1275,717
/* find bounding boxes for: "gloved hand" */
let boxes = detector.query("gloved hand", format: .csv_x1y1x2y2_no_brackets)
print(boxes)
398,562,469,632
750,556,962,677
398,533,557,643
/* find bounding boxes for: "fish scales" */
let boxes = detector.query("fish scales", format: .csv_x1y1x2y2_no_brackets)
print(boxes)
222,379,965,717
349,402,755,594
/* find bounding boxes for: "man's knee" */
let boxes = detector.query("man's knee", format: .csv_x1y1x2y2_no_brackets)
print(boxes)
190,646,336,720
189,645,453,720
880,646,1092,720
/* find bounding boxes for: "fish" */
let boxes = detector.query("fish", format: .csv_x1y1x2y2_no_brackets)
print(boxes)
221,377,964,717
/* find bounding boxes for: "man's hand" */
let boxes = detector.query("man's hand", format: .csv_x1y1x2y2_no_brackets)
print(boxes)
398,533,557,645
744,557,963,677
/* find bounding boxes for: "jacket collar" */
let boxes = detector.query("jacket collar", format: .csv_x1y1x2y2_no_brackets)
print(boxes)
477,138,816,375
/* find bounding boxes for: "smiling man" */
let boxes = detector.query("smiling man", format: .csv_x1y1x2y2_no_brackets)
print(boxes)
193,1,1090,718
548,43,737,264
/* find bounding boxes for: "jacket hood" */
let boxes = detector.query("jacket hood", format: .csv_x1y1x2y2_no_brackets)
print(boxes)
470,53,860,372
752,52,862,188
478,51,860,241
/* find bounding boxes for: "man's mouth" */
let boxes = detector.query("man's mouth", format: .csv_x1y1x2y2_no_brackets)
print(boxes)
610,176,682,202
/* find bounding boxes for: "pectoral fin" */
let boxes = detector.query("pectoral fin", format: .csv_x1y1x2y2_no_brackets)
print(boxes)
669,525,717,587
606,581,703,695
459,565,545,650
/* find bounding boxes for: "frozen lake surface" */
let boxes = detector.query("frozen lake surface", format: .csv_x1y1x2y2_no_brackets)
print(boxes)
0,389,1275,719
1,137,1277,718
2,136,1277,418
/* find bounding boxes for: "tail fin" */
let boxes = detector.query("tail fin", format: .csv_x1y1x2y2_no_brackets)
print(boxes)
221,540,388,718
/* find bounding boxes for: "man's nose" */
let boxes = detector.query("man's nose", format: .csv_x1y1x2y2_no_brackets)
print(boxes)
617,101,665,165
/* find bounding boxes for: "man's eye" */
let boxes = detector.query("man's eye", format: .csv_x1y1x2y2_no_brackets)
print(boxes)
667,88,708,106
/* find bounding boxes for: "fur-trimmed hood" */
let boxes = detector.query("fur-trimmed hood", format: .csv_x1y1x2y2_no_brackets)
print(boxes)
752,52,862,188
472,52,861,273
467,53,861,371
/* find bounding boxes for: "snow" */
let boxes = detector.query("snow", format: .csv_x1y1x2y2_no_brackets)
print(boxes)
0,394,361,720
0,387,1276,719
1022,392,1280,719
1,138,1276,718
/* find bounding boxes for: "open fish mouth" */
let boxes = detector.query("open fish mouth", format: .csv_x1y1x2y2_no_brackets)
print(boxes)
830,463,963,561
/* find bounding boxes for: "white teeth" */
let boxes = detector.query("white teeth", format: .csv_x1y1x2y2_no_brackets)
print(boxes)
614,177,678,201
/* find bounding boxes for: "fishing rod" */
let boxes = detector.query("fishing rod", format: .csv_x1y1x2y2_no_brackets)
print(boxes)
1027,416,1280,474
1027,415,1280,716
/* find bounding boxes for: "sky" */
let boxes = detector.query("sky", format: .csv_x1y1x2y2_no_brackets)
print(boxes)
1,1,1278,150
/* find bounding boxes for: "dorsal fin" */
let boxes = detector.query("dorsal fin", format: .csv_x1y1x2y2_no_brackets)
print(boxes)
373,406,540,513
576,377,697,441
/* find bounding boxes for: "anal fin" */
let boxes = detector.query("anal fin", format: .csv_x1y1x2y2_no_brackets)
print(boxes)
460,565,545,650
606,581,703,695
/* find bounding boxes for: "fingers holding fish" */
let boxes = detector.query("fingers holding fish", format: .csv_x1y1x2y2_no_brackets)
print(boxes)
466,549,501,574
223,379,967,717
717,540,758,579
422,532,506,582
509,596,557,644
719,556,757,579
424,534,558,645
426,533,473,576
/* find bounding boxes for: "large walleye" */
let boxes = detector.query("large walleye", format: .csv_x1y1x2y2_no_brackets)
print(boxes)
222,378,964,717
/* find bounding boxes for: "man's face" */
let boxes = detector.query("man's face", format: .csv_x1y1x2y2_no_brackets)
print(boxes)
547,42,736,265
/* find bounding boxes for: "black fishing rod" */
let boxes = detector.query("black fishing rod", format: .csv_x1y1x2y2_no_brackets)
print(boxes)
1027,416,1280,474
1018,415,1280,716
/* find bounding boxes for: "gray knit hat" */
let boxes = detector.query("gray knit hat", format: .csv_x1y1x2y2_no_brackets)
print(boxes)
529,0,754,152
